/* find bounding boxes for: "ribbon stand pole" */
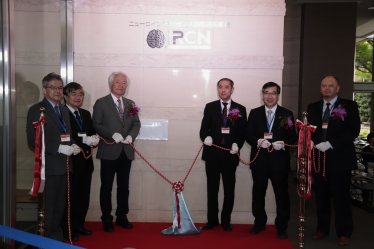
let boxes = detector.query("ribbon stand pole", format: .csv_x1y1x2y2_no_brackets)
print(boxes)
297,112,309,249
37,107,46,237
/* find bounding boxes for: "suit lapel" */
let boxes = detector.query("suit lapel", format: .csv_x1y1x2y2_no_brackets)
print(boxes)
42,98,65,133
122,97,129,119
273,106,282,131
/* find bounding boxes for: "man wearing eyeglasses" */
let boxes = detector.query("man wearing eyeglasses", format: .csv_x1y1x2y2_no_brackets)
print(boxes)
60,82,99,241
245,82,297,239
92,72,141,233
26,72,81,241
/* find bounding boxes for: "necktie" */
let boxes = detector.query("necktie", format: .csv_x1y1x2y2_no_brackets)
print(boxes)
322,103,331,122
54,105,61,118
117,99,124,121
321,103,331,142
74,110,82,127
222,103,228,123
267,110,273,130
221,103,228,144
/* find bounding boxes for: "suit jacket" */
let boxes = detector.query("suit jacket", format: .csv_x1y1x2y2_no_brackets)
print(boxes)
66,107,96,174
307,98,360,171
92,94,141,160
246,105,297,170
27,98,73,176
200,100,247,165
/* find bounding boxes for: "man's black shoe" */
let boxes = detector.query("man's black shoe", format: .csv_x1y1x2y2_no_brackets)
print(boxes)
202,222,219,230
63,232,79,241
116,218,133,229
250,225,265,234
278,230,288,240
103,222,114,232
75,227,93,236
221,223,233,232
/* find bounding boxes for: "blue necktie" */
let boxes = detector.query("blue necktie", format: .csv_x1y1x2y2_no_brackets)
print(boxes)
54,105,61,118
322,103,331,122
267,110,272,131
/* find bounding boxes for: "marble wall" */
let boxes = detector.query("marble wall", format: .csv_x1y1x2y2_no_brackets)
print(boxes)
15,0,286,224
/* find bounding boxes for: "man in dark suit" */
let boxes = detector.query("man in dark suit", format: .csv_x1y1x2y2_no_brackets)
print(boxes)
307,75,360,246
92,71,141,232
200,78,247,232
27,73,81,241
245,82,297,239
61,82,99,241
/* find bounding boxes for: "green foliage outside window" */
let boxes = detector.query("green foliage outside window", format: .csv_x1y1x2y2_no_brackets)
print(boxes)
354,40,373,128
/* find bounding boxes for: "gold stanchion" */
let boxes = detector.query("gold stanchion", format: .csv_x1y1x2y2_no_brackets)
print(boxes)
297,112,308,249
37,107,46,236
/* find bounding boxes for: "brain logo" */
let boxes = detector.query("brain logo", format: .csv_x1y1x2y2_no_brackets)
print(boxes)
146,29,165,48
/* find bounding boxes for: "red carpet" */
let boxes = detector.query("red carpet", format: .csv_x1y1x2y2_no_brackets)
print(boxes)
73,222,294,249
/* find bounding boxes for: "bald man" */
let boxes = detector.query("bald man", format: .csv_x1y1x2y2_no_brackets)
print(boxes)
307,75,360,246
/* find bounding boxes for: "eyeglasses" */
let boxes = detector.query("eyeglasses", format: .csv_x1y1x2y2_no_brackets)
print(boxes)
70,92,84,97
263,91,278,96
45,86,63,91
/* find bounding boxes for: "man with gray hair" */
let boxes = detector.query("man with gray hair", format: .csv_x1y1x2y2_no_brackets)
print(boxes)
27,72,81,241
92,72,141,232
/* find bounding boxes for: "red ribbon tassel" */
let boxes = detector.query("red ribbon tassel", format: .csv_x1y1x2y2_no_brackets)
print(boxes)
172,181,184,229
295,120,316,200
31,116,46,196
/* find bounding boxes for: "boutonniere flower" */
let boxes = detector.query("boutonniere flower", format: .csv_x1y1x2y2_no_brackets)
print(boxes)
331,104,346,121
126,103,140,116
279,115,293,129
228,108,242,124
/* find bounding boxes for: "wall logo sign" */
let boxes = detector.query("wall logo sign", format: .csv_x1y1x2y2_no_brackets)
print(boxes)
146,29,165,48
139,21,230,50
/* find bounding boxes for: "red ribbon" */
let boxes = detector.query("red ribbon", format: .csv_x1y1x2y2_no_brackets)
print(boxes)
172,181,184,229
31,116,46,196
295,120,316,200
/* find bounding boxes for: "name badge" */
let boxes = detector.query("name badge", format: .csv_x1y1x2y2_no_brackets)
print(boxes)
264,133,273,139
61,134,70,142
221,127,230,134
322,122,328,129
78,132,87,137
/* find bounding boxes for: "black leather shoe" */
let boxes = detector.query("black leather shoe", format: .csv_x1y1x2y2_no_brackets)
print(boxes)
64,232,80,241
116,218,133,229
221,223,233,232
250,225,265,234
278,230,288,240
203,222,219,230
103,222,114,232
75,227,93,236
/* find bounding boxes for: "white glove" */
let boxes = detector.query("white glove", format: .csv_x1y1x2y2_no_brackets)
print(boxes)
315,141,332,152
310,140,314,149
82,136,94,146
257,139,271,148
204,136,213,146
121,135,133,144
230,143,239,154
58,145,74,156
272,141,285,151
71,144,81,155
92,135,100,146
112,132,124,143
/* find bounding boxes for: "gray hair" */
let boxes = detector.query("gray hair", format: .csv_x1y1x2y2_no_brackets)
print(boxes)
42,72,63,88
108,71,128,87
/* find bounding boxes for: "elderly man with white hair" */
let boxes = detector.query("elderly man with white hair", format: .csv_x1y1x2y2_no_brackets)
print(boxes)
92,72,141,232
